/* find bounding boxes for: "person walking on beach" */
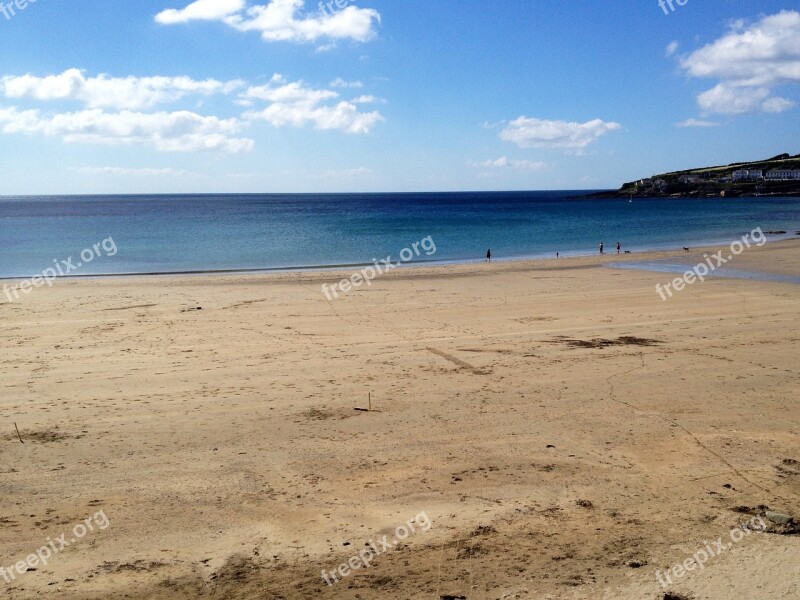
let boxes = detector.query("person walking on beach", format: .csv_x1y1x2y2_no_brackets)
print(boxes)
486,249,491,262
616,242,621,255
599,242,604,255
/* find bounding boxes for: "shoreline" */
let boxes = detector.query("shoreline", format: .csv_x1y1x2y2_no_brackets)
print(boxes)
2,235,798,286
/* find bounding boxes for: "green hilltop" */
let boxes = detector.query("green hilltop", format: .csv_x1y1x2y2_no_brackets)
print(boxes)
596,153,800,198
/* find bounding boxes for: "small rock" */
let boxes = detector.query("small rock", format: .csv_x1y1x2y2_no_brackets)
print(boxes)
766,511,794,525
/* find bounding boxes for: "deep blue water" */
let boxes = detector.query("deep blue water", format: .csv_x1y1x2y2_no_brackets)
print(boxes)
1,192,799,278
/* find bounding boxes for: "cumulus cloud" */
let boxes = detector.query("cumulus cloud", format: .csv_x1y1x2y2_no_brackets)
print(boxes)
0,69,243,110
499,117,621,150
0,68,254,152
679,10,800,114
156,0,381,44
674,118,722,128
695,84,777,114
318,167,373,179
155,0,245,23
0,68,383,152
0,107,254,153
351,95,379,104
74,167,196,177
330,78,363,88
241,74,383,134
471,156,546,171
665,41,680,57
761,96,796,113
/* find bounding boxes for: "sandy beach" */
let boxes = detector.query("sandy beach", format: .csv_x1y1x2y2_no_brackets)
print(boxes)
1,239,798,600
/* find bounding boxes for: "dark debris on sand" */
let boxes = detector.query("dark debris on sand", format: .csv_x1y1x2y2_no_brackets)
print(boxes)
551,336,662,349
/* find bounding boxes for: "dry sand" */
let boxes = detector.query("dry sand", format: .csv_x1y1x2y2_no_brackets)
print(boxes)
1,240,799,599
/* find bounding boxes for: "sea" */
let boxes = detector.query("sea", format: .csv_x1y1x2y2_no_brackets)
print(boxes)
1,192,799,279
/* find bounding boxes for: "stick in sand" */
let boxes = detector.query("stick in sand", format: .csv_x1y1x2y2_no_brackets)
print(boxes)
354,392,376,412
14,422,24,444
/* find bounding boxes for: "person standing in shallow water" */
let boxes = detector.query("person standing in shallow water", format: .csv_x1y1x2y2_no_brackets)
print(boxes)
486,249,491,262
599,242,604,255
617,242,621,254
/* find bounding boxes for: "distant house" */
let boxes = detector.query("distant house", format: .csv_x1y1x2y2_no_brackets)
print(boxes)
637,178,653,188
679,175,702,184
732,169,763,181
765,169,800,180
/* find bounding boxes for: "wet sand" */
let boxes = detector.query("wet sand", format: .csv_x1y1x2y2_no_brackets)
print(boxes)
1,240,798,599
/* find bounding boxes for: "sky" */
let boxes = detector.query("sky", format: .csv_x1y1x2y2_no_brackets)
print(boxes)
1,0,799,194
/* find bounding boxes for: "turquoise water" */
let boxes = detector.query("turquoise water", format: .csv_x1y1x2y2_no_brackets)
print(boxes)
610,261,800,285
1,192,799,278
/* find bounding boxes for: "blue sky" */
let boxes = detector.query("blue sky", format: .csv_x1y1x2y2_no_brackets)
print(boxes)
1,0,799,194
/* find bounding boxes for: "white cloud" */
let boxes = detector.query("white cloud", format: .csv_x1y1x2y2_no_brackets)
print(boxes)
762,96,796,113
73,167,196,177
155,0,245,24
695,84,780,114
471,156,546,171
315,43,338,53
243,75,337,103
0,68,384,153
666,41,679,57
479,157,511,168
351,94,379,104
0,69,243,110
156,0,381,44
242,75,383,134
0,107,253,153
680,10,800,114
330,78,364,88
499,117,621,150
674,118,722,128
319,167,373,179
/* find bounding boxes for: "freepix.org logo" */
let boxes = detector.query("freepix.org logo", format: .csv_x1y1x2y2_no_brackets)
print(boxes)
1,0,39,22
655,228,766,301
1,511,110,585
658,0,688,16
322,236,437,301
318,0,354,18
3,236,118,303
